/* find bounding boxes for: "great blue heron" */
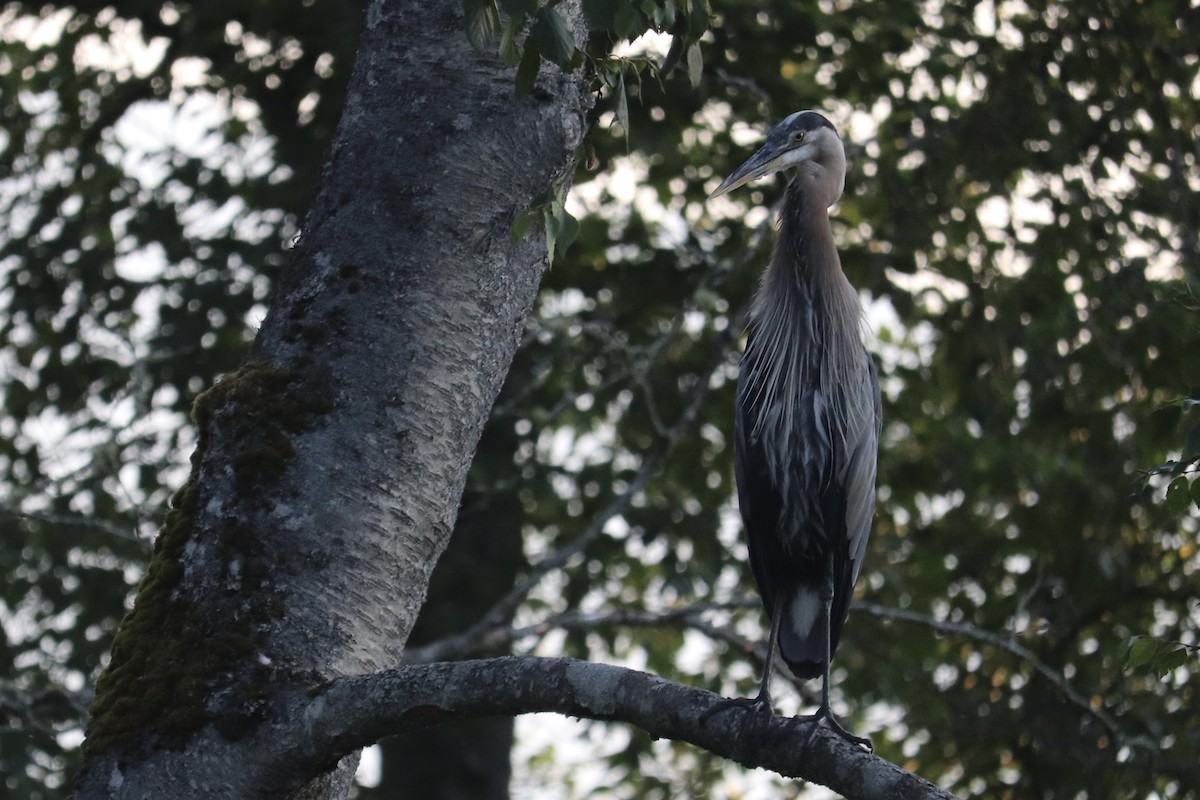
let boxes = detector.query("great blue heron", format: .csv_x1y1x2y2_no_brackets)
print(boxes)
708,110,881,748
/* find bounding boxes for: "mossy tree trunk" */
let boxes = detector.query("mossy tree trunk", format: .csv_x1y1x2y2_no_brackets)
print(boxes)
72,0,587,796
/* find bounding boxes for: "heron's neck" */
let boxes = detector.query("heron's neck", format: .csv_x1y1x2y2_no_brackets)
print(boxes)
749,181,865,392
768,181,860,322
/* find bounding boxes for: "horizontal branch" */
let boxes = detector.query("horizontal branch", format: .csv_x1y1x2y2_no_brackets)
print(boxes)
410,596,1141,752
0,685,92,735
0,506,143,543
300,656,957,800
429,301,746,661
405,600,756,663
855,602,1135,746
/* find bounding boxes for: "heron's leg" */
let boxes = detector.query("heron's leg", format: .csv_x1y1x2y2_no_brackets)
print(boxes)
700,594,782,725
807,553,872,751
818,555,836,713
756,592,788,705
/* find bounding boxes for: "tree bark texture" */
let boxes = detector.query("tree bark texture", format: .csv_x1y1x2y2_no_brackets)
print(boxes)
301,657,962,800
368,421,526,800
73,0,588,795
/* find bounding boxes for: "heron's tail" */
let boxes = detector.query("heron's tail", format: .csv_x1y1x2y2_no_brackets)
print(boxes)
776,585,826,680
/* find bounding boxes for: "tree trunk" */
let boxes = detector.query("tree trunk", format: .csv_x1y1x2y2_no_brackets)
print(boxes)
73,0,587,795
369,419,526,800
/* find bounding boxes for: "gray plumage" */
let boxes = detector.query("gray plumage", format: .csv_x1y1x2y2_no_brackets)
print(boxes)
709,110,881,747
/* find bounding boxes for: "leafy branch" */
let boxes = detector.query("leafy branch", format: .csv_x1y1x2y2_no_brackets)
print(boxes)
465,0,712,265
464,0,708,95
1119,635,1199,679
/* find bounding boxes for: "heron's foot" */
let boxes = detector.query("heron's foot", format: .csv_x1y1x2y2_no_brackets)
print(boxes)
700,692,774,728
796,705,873,753
801,705,873,752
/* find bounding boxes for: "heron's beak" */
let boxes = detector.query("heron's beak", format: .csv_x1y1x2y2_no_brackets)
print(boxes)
709,143,791,199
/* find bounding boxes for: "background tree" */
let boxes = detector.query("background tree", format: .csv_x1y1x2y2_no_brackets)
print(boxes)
3,0,1199,798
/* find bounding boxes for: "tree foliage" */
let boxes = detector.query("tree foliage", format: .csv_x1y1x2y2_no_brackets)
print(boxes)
2,0,1198,797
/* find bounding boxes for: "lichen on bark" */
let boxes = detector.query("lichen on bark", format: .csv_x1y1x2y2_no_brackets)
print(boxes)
84,361,334,755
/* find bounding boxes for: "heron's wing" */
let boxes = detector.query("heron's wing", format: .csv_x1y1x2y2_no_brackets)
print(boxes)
734,360,785,616
840,355,882,588
819,354,880,661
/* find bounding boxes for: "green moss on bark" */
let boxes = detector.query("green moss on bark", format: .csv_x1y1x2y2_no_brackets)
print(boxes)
84,361,334,755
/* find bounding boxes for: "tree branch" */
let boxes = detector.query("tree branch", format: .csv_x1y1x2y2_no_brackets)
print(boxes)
411,595,1147,753
428,301,747,663
0,685,92,735
407,601,759,662
301,656,958,800
855,602,1139,747
0,506,143,543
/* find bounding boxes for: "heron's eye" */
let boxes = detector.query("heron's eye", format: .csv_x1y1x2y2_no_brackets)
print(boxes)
792,131,806,144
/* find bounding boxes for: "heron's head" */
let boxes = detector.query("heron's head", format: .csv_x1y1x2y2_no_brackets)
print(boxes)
709,111,845,208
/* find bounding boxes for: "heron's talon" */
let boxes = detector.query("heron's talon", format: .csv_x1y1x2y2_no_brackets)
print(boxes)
700,694,773,727
801,706,872,751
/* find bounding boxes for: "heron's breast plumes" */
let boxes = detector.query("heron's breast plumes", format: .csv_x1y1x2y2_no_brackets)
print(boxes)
738,230,874,554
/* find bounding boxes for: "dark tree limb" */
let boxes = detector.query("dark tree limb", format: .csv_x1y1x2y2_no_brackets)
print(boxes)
0,506,142,543
297,657,959,800
856,602,1135,748
411,595,1142,756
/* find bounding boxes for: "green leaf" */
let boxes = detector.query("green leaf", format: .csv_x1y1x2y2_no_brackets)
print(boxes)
1124,636,1159,670
648,0,676,30
660,29,686,75
530,6,576,68
583,0,622,30
1165,394,1200,409
1157,646,1188,678
615,71,629,135
685,41,702,88
1184,421,1200,459
497,0,536,18
499,20,521,67
1123,636,1189,679
1166,476,1190,514
613,3,647,39
463,0,500,52
511,209,536,243
555,207,580,259
566,46,585,71
1190,476,1200,508
514,41,541,97
543,201,564,265
687,0,709,38
593,58,620,90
